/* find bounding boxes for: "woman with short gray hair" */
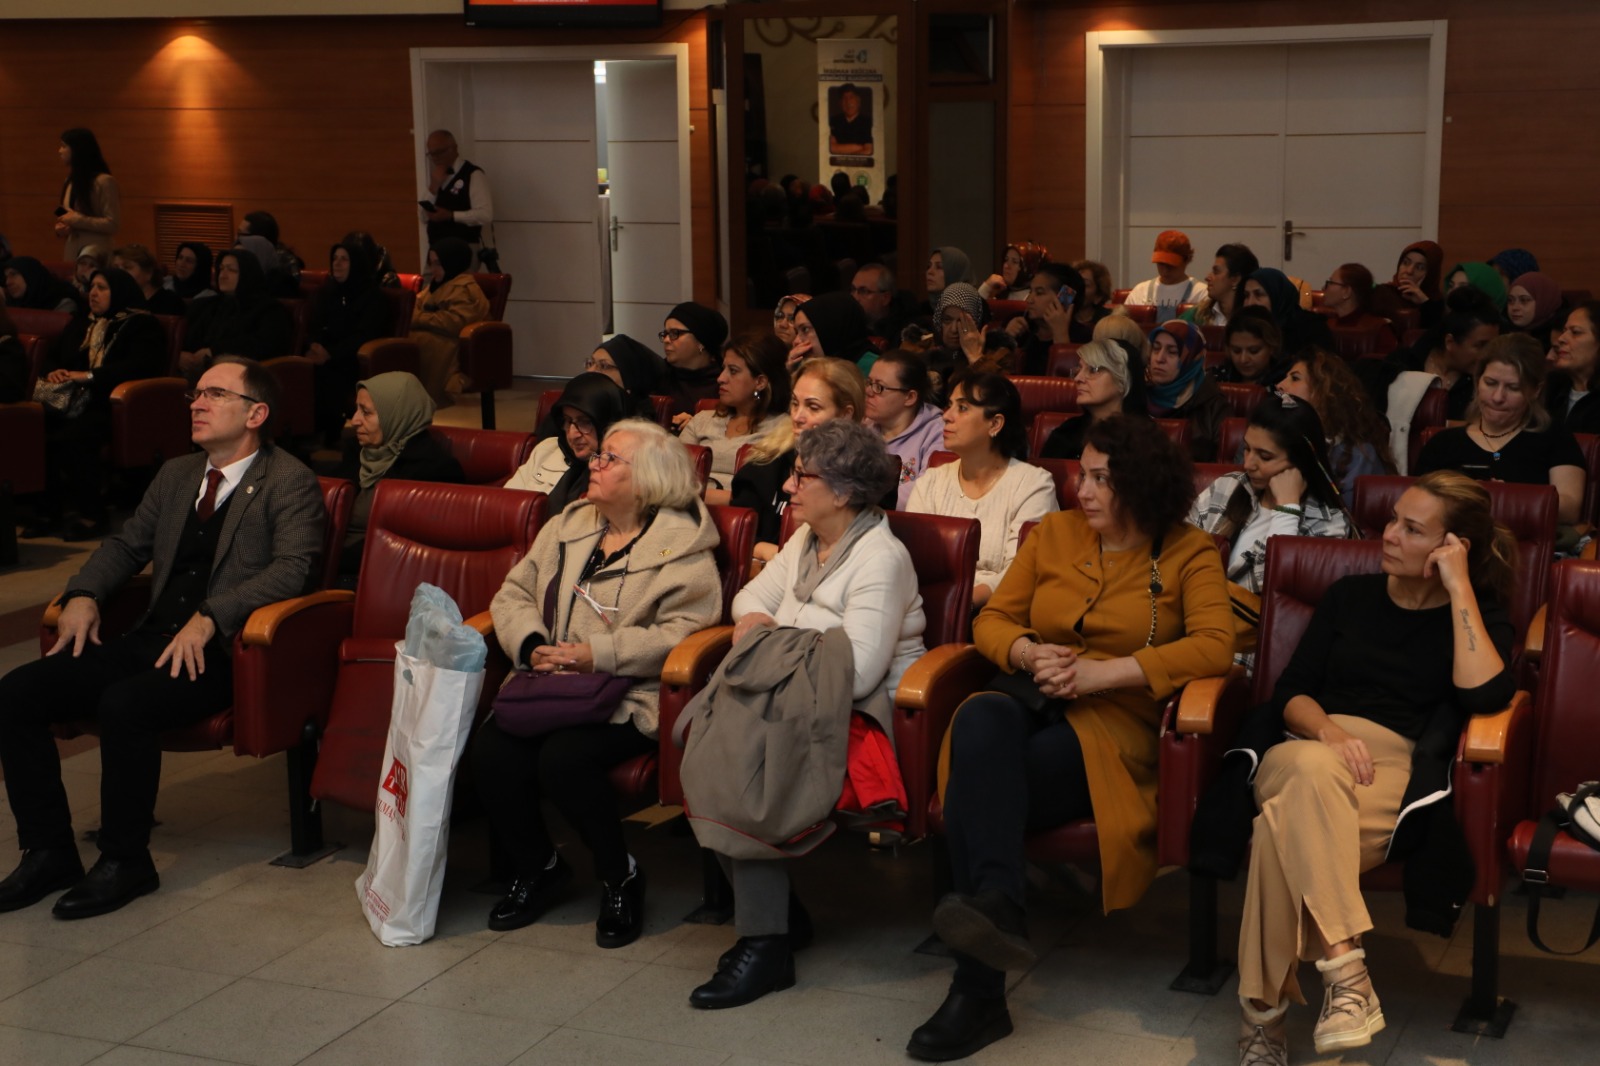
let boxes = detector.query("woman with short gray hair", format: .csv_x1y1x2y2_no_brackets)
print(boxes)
1039,338,1150,460
685,418,927,1010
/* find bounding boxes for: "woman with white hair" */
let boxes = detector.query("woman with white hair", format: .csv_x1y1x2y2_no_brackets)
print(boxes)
473,418,723,948
1038,339,1149,460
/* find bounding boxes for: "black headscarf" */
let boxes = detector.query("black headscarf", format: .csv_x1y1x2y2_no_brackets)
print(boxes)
6,256,83,312
548,372,630,513
171,242,214,299
242,210,280,245
665,301,729,356
326,240,376,298
598,334,665,417
797,291,870,360
429,238,474,291
93,267,148,318
216,248,272,310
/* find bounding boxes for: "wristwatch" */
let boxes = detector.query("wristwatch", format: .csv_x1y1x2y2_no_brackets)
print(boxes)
59,589,98,605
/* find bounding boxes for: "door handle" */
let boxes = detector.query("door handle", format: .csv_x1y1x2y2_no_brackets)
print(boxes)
610,216,624,252
1283,219,1306,263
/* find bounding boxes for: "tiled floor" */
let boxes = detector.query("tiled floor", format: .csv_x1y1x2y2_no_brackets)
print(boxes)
2,382,1597,1065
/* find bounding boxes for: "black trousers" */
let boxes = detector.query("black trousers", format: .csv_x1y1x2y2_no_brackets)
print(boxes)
41,407,111,522
0,629,234,859
942,693,1094,998
472,717,654,885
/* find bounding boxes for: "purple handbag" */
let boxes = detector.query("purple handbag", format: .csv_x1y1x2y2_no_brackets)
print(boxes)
489,550,634,738
490,669,634,738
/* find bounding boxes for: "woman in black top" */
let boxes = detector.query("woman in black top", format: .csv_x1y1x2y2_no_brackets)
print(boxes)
1003,261,1094,374
111,244,186,317
31,268,167,539
1415,333,1586,524
163,241,215,300
307,240,392,441
1545,300,1600,435
0,306,31,403
1241,268,1333,359
336,371,464,583
179,249,295,381
1379,286,1502,422
1204,471,1516,1066
1210,306,1286,387
3,256,83,314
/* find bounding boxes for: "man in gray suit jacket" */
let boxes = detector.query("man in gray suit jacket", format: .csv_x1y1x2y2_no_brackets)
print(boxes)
0,356,326,919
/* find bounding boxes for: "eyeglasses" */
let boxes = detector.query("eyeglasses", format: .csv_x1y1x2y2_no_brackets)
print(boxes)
582,356,618,372
789,465,822,486
659,328,692,342
850,286,885,298
587,451,630,470
772,310,797,322
864,379,910,396
1073,363,1109,378
1323,278,1349,289
185,387,262,405
561,416,597,432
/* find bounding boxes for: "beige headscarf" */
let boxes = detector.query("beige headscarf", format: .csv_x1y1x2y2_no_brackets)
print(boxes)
356,372,436,488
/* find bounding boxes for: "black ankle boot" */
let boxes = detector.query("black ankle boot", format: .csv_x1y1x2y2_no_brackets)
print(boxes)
932,889,1036,972
689,935,795,1010
717,892,813,971
906,989,1013,1061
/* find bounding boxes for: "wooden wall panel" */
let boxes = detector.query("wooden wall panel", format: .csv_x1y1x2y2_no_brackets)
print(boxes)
1007,0,1600,292
0,14,714,300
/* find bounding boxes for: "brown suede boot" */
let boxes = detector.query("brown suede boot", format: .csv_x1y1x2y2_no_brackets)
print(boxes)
1312,948,1385,1053
1238,999,1288,1066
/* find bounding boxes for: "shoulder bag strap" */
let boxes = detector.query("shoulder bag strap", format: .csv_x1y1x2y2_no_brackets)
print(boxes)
1522,789,1600,955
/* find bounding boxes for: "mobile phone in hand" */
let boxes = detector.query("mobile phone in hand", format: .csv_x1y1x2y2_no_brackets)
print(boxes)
1057,285,1076,308
54,207,68,217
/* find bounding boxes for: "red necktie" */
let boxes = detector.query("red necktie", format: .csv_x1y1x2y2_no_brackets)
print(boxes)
197,469,224,522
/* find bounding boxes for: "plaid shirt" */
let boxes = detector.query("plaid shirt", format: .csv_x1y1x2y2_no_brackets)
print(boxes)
1188,471,1352,594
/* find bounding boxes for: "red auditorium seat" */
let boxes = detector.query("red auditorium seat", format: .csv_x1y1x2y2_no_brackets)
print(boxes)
1028,410,1073,460
263,355,316,440
1164,536,1530,1027
356,337,422,380
1007,375,1080,425
37,475,358,862
308,482,546,818
428,425,537,486
1217,381,1266,420
987,299,1027,327
459,320,513,428
1507,561,1600,951
1044,343,1080,378
1329,323,1396,360
1218,417,1246,463
1121,304,1157,325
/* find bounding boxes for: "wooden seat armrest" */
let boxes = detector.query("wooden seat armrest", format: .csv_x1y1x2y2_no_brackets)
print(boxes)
895,644,990,714
108,375,187,403
357,338,384,358
662,626,735,687
240,590,355,646
465,611,495,639
42,595,67,629
1523,603,1547,664
1173,671,1243,735
1463,690,1532,765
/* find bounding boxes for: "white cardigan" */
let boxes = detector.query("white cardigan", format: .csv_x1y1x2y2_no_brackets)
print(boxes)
731,512,926,708
905,458,1057,593
504,436,568,493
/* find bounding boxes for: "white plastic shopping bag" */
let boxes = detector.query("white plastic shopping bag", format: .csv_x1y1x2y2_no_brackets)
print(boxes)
356,585,486,946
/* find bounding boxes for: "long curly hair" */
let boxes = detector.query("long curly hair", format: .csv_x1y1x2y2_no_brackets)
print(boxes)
1292,348,1397,479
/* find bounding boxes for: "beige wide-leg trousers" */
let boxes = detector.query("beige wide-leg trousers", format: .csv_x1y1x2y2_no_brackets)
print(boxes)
1236,714,1415,1005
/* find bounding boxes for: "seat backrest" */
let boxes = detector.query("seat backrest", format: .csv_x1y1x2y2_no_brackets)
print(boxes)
1045,343,1080,378
707,504,758,625
1122,304,1157,325
9,308,70,353
1218,381,1267,420
1156,417,1192,448
536,389,563,431
382,286,417,337
1350,474,1557,638
1029,409,1072,460
299,270,329,299
274,298,309,358
472,273,513,321
152,314,185,373
649,394,675,428
1575,433,1600,525
684,443,712,492
1530,560,1600,804
1253,537,1386,704
735,441,754,472
987,299,1027,326
1330,324,1387,360
1200,324,1226,351
316,477,357,591
1032,457,1078,510
885,510,981,646
262,356,315,439
927,450,957,469
1193,462,1243,499
1410,387,1449,472
1007,375,1079,426
695,397,719,414
18,333,46,388
353,481,546,637
1218,416,1246,463
1111,288,1131,305
429,425,537,486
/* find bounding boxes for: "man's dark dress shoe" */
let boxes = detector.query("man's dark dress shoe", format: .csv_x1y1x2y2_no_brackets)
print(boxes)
52,854,158,920
932,889,1037,972
689,935,795,1010
0,849,85,913
906,989,1014,1061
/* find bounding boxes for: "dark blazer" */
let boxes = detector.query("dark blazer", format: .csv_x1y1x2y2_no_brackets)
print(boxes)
65,444,326,644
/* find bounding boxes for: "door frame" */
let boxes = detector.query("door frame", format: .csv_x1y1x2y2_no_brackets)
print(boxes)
1084,20,1448,284
408,44,693,301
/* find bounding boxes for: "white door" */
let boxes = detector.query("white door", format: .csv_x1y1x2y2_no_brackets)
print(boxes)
604,59,689,349
466,61,603,377
1123,38,1430,290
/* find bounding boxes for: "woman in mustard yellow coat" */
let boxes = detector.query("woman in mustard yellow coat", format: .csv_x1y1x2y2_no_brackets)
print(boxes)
908,415,1235,1062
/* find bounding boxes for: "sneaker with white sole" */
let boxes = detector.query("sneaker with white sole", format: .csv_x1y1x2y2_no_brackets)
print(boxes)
1312,948,1385,1053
